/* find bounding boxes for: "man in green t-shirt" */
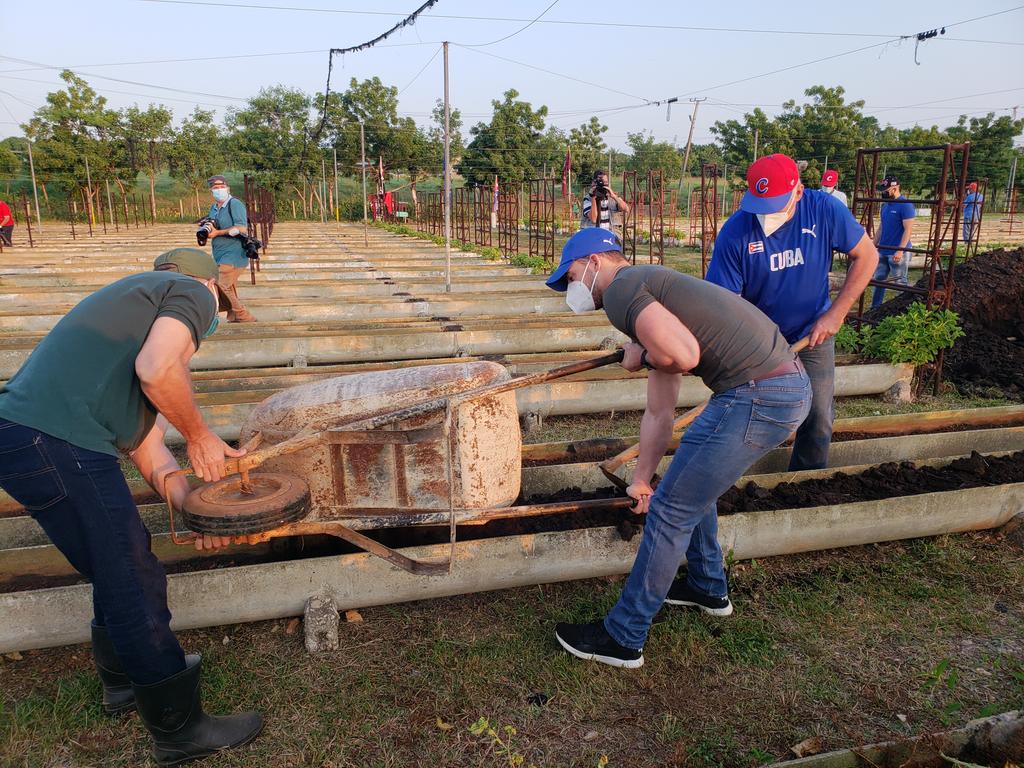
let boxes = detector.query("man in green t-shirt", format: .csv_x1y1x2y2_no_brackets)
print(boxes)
0,248,263,765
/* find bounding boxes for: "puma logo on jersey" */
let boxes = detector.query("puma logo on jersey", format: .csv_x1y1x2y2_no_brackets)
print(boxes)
801,224,817,238
770,247,805,272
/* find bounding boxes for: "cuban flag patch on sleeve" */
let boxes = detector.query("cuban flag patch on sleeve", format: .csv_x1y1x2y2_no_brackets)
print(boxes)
748,241,765,254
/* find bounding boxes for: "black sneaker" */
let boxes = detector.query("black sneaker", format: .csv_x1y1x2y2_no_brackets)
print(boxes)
554,620,644,669
664,578,733,616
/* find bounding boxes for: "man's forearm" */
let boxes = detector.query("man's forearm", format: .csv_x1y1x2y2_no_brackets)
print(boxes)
632,408,675,485
139,361,210,442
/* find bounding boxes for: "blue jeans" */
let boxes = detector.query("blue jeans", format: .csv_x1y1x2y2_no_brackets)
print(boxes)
962,220,977,243
604,370,811,650
0,419,185,684
870,251,909,309
789,338,835,471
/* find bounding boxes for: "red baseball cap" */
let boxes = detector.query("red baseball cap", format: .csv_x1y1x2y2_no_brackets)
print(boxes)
967,181,978,191
821,169,839,187
742,154,800,214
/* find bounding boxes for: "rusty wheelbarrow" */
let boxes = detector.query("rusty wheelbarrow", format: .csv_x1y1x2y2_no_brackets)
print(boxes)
165,352,632,575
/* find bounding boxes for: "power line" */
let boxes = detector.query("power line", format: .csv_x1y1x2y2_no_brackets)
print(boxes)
453,45,651,104
398,45,443,94
457,0,560,48
139,0,1016,41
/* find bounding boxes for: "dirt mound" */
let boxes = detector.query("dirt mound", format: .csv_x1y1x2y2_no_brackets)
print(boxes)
862,248,1024,399
718,450,1024,514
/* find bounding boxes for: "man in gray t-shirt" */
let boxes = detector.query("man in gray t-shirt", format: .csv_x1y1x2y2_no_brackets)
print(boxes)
544,228,811,669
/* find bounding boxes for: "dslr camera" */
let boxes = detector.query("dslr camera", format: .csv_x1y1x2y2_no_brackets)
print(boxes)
195,217,216,246
240,233,263,261
592,173,610,201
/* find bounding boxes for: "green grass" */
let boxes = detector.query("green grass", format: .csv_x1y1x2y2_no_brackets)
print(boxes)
1,534,1021,767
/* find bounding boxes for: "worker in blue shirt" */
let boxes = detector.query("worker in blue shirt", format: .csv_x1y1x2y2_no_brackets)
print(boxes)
963,181,983,243
871,176,915,309
707,154,879,471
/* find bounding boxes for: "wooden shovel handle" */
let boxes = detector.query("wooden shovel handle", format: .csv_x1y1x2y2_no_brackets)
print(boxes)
599,336,810,474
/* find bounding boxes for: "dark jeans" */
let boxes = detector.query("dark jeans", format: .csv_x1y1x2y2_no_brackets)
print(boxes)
789,338,835,471
0,226,12,246
0,419,185,684
604,369,811,649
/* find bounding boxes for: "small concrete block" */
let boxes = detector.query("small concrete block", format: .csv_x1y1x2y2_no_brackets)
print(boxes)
520,411,543,434
882,379,914,404
303,594,340,653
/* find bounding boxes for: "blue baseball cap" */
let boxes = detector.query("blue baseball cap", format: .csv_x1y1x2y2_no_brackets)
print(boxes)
545,228,622,292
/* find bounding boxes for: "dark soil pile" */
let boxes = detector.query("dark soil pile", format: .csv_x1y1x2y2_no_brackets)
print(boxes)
718,450,1024,514
862,247,1024,399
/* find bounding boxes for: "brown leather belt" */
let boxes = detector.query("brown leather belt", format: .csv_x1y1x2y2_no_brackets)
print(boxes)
751,358,804,383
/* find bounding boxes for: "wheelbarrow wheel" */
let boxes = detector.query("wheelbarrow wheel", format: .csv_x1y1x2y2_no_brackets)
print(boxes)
182,472,311,536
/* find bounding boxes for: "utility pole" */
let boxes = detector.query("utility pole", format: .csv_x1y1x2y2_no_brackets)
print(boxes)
608,149,612,178
359,120,368,247
678,97,705,194
25,140,42,231
333,146,339,223
443,41,452,293
753,129,760,162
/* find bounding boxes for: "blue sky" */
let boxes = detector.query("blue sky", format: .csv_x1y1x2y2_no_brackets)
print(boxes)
1,0,1022,150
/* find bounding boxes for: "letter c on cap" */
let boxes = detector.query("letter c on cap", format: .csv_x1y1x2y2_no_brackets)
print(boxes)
755,177,769,194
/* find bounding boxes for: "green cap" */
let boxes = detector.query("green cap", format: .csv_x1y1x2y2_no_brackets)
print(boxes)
153,248,230,310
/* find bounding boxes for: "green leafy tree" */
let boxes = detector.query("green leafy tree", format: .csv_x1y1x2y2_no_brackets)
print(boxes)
225,86,317,194
0,138,22,180
121,104,173,217
711,107,792,170
166,107,223,216
947,113,1024,197
625,131,681,178
21,70,127,209
458,89,549,185
568,116,608,185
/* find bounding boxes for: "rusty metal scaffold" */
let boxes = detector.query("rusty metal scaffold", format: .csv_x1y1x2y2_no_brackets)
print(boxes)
528,177,556,263
620,170,638,263
851,142,974,392
454,187,471,243
497,185,519,258
699,163,719,276
647,170,665,265
474,186,492,247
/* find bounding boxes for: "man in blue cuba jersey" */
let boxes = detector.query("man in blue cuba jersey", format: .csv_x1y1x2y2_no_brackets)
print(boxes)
707,153,879,471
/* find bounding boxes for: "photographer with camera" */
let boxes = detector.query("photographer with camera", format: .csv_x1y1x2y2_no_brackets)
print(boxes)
582,170,630,232
202,175,257,323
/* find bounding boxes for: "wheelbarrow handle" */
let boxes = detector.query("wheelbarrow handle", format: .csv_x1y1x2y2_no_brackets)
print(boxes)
599,337,810,480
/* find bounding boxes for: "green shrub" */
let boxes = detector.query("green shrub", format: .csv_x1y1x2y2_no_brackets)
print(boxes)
508,253,551,275
834,323,861,354
861,302,965,366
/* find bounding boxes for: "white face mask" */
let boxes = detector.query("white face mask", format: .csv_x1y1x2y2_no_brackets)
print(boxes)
565,261,598,313
756,190,797,236
211,188,229,203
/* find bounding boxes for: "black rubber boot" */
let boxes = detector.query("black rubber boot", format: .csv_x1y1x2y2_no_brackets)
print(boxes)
90,623,135,715
132,655,263,766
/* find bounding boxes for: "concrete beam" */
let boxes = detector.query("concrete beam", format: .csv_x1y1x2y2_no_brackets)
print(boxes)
2,481,1020,652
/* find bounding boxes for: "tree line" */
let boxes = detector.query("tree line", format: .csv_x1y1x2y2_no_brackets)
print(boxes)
2,73,1021,218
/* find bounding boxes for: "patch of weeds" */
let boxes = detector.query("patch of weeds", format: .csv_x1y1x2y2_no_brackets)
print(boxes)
684,730,744,768
716,618,779,667
919,657,965,725
657,713,687,745
468,716,533,767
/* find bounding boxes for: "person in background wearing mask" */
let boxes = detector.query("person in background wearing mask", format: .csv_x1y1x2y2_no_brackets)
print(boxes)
205,175,257,323
708,154,878,471
581,170,630,233
963,181,983,243
871,175,915,309
0,248,264,765
543,228,810,668
820,169,848,207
